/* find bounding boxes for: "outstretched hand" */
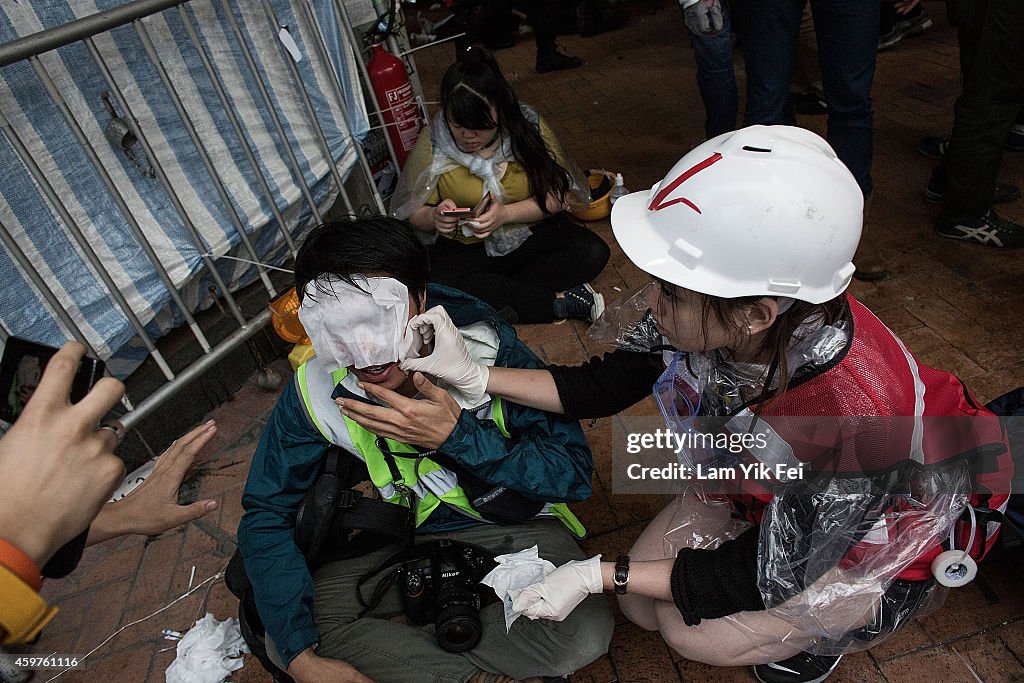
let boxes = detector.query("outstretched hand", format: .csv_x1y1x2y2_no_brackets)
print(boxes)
338,372,462,450
88,421,218,545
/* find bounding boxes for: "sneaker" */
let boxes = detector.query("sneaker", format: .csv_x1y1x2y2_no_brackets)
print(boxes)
878,11,932,50
536,49,583,74
558,284,605,323
917,136,949,159
753,652,843,683
935,210,1024,248
924,181,1020,205
1006,123,1024,152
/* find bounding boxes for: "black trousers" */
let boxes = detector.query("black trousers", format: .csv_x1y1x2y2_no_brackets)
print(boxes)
936,0,1024,225
428,214,610,323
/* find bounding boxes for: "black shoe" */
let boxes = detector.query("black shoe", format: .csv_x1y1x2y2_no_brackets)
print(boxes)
925,181,1020,205
753,652,843,683
935,210,1024,248
556,284,605,323
791,91,828,116
536,50,583,73
878,11,932,50
917,136,949,159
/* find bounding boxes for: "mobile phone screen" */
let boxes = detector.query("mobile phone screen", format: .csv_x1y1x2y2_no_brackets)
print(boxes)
0,337,106,423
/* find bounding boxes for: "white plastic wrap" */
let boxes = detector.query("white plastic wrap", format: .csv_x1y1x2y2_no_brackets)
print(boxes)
587,282,663,353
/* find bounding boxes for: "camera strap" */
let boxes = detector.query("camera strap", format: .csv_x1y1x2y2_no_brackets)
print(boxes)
355,544,426,617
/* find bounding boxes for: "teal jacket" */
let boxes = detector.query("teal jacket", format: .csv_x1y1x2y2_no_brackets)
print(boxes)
237,285,593,668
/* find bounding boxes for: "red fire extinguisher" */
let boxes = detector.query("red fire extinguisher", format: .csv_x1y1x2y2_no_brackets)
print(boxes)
368,43,421,168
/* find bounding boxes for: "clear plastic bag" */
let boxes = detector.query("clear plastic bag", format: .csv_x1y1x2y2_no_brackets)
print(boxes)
587,282,662,352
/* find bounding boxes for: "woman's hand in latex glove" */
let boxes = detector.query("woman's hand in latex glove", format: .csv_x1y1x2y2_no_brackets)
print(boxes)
400,306,489,406
464,197,506,239
510,556,603,621
433,199,461,235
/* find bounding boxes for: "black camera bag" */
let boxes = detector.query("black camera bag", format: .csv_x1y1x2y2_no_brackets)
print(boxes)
294,445,412,568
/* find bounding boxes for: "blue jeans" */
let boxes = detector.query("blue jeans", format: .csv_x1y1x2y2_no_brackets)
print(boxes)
734,0,880,196
688,2,739,139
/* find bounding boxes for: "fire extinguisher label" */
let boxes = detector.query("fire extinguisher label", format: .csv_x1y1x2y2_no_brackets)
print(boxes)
384,83,419,151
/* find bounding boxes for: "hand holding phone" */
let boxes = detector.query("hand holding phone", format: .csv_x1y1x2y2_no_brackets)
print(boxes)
0,341,124,569
441,192,492,219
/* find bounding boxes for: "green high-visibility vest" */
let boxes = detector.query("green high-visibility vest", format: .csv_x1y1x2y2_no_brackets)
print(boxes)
296,357,585,536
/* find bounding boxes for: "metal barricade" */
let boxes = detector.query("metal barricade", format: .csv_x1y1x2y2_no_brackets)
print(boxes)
0,0,408,429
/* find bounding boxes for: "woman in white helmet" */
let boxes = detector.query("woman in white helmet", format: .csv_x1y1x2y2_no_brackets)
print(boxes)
342,126,1010,683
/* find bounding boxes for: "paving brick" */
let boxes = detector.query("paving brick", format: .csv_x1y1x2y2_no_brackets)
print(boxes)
917,555,1024,643
124,534,186,623
70,541,146,591
949,633,1024,683
877,645,980,682
868,619,936,663
70,646,154,683
607,621,681,682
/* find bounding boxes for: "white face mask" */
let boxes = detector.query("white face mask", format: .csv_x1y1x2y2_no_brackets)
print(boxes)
298,276,417,371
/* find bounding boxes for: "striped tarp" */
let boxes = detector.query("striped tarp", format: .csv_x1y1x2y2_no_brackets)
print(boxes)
0,0,370,371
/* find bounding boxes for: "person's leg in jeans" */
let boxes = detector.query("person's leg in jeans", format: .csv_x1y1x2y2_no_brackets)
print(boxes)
810,0,880,197
520,0,583,72
732,0,802,126
687,1,739,139
938,0,1024,232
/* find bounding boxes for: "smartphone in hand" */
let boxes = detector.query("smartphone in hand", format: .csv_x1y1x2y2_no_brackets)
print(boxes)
0,337,107,578
0,337,106,423
441,192,493,219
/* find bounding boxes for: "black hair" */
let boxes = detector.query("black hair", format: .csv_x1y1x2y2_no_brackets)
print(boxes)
294,216,429,302
440,46,572,212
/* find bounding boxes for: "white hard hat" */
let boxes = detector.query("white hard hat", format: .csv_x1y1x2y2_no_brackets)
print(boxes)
611,125,863,304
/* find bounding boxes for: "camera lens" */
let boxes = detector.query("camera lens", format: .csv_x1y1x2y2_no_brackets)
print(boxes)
435,602,482,652
435,583,482,652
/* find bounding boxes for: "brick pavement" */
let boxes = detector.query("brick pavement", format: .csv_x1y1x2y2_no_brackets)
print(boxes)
17,1,1024,680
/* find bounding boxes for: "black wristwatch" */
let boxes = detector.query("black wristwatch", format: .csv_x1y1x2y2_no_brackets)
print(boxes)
613,554,630,595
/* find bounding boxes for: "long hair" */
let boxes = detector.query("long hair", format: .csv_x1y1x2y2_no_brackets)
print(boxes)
440,46,572,212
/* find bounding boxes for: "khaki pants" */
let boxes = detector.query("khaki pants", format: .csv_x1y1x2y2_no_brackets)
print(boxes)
292,518,613,683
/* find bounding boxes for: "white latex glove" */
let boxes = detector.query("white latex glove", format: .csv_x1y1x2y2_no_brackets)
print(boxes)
681,0,723,35
510,556,603,622
399,306,489,406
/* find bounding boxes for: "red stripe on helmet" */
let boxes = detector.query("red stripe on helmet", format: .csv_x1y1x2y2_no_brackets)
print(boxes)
648,152,723,214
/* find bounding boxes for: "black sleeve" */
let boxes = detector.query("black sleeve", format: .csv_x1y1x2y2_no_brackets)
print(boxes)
548,349,662,420
670,527,764,625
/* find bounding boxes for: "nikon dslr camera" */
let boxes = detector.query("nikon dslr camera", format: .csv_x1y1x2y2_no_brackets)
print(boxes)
397,539,496,652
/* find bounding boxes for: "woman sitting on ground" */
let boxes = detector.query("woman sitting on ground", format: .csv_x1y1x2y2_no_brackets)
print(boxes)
391,46,610,324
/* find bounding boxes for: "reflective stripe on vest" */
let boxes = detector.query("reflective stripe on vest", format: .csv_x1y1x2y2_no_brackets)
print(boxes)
296,353,585,536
